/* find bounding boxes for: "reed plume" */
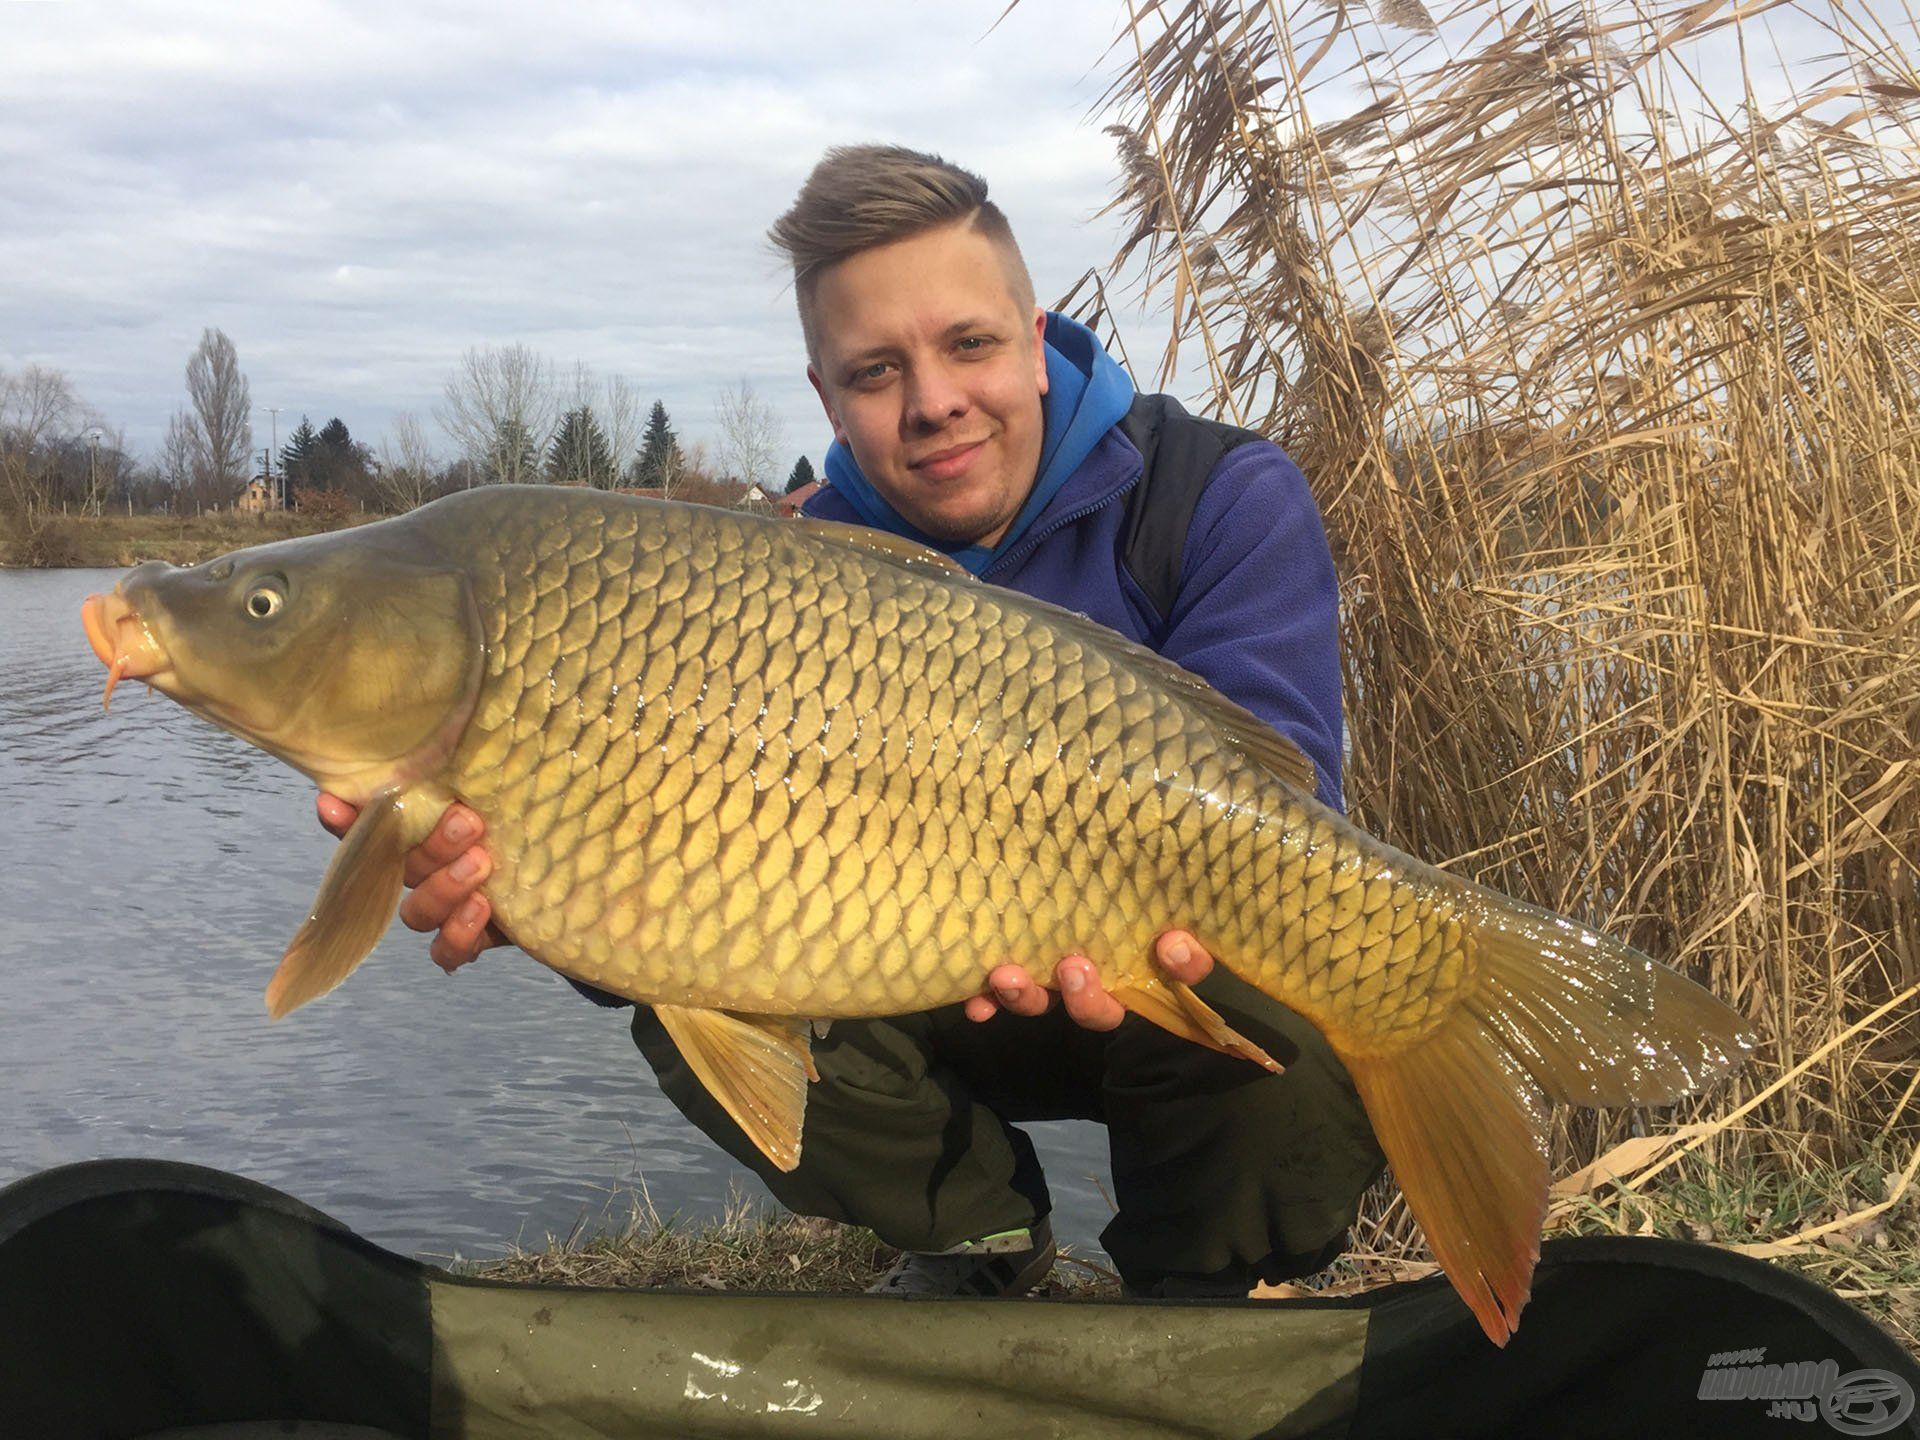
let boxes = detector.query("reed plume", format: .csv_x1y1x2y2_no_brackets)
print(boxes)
1074,0,1920,1262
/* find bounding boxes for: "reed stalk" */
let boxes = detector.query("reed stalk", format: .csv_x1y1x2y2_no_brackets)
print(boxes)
1077,0,1920,1270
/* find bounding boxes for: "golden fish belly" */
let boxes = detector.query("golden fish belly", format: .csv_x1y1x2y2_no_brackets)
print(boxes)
429,490,1470,1046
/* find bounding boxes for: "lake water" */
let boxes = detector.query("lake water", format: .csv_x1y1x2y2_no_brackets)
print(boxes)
0,567,1114,1264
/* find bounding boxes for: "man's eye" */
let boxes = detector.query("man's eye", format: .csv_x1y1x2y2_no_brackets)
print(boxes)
853,363,891,383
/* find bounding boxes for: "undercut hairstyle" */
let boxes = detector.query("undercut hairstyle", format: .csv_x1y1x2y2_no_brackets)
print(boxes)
769,143,1037,360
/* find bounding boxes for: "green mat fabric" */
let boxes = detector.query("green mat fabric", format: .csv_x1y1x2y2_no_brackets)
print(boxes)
429,1276,1364,1438
2,1159,1916,1439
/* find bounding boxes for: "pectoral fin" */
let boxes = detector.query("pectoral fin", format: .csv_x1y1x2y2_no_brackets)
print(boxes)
654,1005,816,1171
1109,977,1284,1073
264,788,408,1019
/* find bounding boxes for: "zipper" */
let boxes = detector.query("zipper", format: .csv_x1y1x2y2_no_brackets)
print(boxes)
981,467,1142,583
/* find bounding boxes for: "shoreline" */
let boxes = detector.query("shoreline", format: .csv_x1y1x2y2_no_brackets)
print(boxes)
2,511,371,569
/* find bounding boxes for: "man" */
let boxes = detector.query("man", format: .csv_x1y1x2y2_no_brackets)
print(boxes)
323,144,1383,1300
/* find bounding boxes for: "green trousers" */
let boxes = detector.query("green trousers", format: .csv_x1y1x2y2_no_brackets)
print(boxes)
629,969,1385,1292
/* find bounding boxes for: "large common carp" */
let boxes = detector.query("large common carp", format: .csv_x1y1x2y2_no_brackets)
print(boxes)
82,485,1749,1343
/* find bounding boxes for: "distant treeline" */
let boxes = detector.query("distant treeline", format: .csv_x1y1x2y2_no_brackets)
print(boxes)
0,335,819,536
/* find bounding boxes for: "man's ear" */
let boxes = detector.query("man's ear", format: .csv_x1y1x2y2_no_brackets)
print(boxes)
807,365,849,445
1030,307,1049,397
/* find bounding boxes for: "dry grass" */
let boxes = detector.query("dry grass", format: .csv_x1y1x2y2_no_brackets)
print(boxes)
0,510,369,568
1063,0,1920,1309
464,1183,1117,1297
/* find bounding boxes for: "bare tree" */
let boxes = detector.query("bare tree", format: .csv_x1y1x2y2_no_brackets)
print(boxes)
376,411,441,512
675,438,721,499
556,362,645,488
158,407,204,512
92,423,137,515
0,364,79,524
601,372,644,483
715,379,785,495
437,343,557,485
184,328,252,498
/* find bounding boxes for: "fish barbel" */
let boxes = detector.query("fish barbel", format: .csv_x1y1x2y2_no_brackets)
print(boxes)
82,485,1750,1343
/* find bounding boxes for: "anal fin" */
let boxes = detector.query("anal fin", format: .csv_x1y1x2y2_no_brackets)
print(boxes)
264,788,408,1019
1109,976,1284,1073
654,1006,816,1171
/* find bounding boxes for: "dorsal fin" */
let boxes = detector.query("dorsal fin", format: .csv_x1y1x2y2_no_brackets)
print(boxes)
790,519,974,581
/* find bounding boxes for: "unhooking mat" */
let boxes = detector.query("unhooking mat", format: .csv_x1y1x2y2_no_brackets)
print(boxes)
1,1158,1915,1439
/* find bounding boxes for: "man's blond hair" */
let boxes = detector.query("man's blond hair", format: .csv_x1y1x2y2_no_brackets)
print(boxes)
769,144,1037,359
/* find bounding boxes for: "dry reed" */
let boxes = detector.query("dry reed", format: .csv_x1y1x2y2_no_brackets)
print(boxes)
1067,0,1920,1288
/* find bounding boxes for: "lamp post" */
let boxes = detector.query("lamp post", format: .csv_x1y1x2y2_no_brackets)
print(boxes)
86,427,103,517
263,406,282,508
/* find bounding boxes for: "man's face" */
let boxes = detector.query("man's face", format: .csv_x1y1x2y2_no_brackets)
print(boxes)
806,220,1048,548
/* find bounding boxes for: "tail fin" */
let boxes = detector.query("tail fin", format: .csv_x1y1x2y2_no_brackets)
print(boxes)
1334,891,1752,1346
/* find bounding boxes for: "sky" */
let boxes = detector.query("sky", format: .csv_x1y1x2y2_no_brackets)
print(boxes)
0,0,1143,474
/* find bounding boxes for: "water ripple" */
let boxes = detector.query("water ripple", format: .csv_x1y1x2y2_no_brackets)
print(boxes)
0,568,1114,1261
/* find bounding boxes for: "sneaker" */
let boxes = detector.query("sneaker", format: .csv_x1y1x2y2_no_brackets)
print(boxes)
866,1218,1056,1298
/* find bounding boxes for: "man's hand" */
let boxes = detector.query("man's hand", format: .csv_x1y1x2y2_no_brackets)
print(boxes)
316,793,504,973
962,932,1214,1029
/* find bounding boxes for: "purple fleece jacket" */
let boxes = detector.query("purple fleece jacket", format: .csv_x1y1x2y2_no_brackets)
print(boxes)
802,421,1346,812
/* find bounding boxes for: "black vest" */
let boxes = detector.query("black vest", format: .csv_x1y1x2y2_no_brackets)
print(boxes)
1116,393,1264,627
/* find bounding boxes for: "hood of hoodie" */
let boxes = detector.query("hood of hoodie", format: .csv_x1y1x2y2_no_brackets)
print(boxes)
822,312,1135,574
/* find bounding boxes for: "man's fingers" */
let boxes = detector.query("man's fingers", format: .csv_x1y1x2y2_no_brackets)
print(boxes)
399,846,490,933
989,963,1054,1017
1057,956,1126,1031
402,803,486,887
970,947,1201,1031
316,793,358,840
1155,930,1215,985
429,894,494,973
967,964,1053,1022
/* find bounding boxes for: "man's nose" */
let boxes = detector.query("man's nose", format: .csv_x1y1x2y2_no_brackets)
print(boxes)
903,362,967,428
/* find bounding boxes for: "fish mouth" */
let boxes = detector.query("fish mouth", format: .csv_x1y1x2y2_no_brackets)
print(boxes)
82,590,171,711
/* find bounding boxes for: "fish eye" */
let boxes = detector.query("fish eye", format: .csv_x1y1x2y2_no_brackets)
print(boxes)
245,584,285,620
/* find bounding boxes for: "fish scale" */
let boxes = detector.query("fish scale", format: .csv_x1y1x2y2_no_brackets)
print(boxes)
436,491,1448,1037
86,482,1751,1345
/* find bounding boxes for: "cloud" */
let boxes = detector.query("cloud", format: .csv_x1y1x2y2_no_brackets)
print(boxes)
0,0,1139,472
